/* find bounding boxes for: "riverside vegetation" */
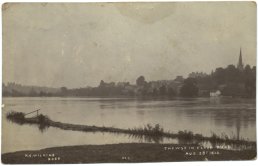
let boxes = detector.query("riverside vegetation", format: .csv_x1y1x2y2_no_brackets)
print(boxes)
6,111,256,146
3,63,256,98
3,111,256,163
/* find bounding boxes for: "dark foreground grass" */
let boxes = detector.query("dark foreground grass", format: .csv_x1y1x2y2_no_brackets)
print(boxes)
2,143,256,164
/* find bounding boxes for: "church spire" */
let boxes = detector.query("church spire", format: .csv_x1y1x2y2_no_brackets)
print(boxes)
237,47,244,71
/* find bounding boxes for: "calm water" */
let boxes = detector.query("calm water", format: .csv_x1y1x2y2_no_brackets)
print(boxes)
1,97,256,153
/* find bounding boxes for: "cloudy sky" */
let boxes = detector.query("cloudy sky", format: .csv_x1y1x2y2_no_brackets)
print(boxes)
3,2,256,88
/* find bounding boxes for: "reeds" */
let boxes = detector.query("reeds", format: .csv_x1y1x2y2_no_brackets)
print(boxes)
6,111,25,124
6,111,50,132
37,114,50,125
128,124,164,137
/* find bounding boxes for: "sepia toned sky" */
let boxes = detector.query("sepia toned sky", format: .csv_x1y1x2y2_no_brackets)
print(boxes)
2,2,256,88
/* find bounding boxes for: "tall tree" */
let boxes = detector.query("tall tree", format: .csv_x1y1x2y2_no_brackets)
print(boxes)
136,76,147,86
180,78,199,97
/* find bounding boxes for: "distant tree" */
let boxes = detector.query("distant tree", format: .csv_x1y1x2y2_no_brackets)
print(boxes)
29,88,37,97
208,64,256,97
159,85,167,96
195,75,214,90
244,65,256,97
39,91,46,97
152,88,158,96
180,78,199,97
60,87,68,96
98,80,111,96
11,89,24,97
99,80,105,87
221,83,244,96
244,65,252,81
213,67,226,85
245,65,252,72
61,87,67,92
252,66,256,73
136,76,147,86
2,90,11,97
225,65,239,83
167,87,176,96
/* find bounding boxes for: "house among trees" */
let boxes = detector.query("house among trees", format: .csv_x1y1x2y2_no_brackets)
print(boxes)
207,48,255,97
210,90,221,97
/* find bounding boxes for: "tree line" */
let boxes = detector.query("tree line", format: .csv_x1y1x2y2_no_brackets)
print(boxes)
181,64,256,97
3,64,256,98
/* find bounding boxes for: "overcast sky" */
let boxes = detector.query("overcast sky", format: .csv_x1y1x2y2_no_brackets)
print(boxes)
3,2,256,88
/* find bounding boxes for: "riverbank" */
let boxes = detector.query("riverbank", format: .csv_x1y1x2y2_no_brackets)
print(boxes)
2,143,256,164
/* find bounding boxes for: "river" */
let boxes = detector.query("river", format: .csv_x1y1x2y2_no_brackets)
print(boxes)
1,97,256,153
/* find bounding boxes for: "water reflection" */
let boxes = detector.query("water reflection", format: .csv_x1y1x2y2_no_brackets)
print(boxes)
38,123,49,133
174,98,255,141
128,133,164,143
212,108,254,140
7,115,50,133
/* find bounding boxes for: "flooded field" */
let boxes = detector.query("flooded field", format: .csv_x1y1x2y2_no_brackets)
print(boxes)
2,97,256,153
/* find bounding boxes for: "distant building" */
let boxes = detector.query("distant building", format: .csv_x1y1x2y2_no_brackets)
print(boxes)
174,76,184,83
147,76,184,95
188,72,208,78
210,90,221,97
122,84,137,95
117,82,130,87
237,48,244,71
149,80,171,94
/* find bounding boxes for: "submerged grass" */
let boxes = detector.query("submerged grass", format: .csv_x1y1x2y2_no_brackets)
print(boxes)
6,111,50,132
128,124,164,137
6,111,25,125
127,125,252,145
6,111,256,147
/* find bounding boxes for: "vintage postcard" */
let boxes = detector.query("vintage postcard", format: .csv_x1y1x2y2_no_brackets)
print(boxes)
1,2,257,164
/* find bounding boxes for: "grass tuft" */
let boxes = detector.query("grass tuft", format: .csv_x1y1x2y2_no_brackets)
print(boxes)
128,124,164,137
178,130,195,140
6,111,25,124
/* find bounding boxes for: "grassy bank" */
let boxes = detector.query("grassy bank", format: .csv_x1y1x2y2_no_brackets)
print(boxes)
2,143,256,164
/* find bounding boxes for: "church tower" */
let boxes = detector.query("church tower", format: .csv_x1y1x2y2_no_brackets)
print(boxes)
237,48,244,71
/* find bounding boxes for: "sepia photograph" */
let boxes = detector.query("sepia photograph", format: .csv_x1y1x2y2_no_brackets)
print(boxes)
1,1,257,164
